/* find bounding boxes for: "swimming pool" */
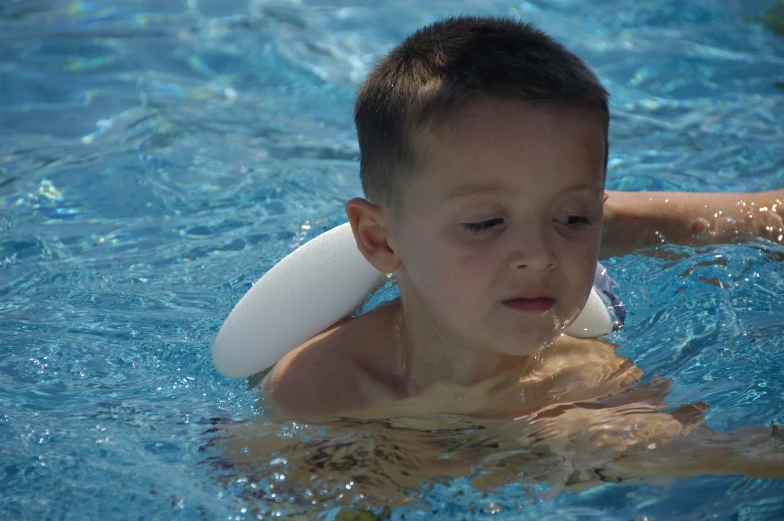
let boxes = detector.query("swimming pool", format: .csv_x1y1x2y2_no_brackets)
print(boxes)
1,0,783,519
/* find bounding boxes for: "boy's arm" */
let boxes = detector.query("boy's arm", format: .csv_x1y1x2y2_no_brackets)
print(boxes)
601,189,784,258
597,424,784,482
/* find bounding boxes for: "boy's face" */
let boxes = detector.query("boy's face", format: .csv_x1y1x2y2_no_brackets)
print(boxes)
387,99,606,356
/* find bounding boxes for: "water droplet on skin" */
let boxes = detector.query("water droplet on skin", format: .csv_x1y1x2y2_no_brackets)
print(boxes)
691,217,710,240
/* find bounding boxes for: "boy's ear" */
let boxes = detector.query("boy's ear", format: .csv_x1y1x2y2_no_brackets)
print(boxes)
603,190,609,204
345,198,400,274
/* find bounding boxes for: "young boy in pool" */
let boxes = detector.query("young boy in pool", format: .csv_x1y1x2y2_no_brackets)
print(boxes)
260,16,784,421
223,18,784,502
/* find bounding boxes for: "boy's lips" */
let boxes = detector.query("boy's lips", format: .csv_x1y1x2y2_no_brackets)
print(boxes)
502,297,556,312
502,288,556,312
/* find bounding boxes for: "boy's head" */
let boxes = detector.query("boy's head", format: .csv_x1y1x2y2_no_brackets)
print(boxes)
348,16,610,356
354,15,609,210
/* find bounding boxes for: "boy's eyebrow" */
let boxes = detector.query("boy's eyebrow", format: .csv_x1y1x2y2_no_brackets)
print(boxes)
442,184,506,201
442,183,604,201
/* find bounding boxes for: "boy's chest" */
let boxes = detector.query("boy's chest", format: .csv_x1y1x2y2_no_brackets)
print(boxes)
374,349,643,420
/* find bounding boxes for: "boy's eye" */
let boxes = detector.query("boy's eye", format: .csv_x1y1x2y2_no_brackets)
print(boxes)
556,215,592,227
462,218,505,233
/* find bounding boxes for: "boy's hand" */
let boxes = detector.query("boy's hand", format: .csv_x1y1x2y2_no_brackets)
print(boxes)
601,189,784,258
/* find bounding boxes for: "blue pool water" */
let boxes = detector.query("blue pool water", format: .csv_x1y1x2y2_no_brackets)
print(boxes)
2,0,784,519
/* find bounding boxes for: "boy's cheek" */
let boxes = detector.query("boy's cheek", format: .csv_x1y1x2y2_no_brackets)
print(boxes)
453,247,498,275
557,234,601,265
417,254,488,303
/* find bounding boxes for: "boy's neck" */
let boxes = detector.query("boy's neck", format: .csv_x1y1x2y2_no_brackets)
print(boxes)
392,299,531,395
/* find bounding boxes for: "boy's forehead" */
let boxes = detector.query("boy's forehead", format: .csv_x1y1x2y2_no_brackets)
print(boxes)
389,99,606,214
409,99,606,179
418,98,606,140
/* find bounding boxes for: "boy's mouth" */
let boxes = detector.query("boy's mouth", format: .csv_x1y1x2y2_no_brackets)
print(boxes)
502,297,556,312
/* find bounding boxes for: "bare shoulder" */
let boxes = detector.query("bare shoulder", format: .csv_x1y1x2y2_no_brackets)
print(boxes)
549,335,642,383
518,335,642,404
260,302,401,419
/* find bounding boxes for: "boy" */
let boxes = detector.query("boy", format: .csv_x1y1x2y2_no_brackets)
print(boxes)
260,16,784,421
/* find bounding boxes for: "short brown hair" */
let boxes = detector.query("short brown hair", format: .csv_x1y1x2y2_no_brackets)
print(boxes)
354,16,609,208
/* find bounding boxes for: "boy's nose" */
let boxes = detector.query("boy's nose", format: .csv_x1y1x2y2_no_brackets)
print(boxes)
507,227,556,272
